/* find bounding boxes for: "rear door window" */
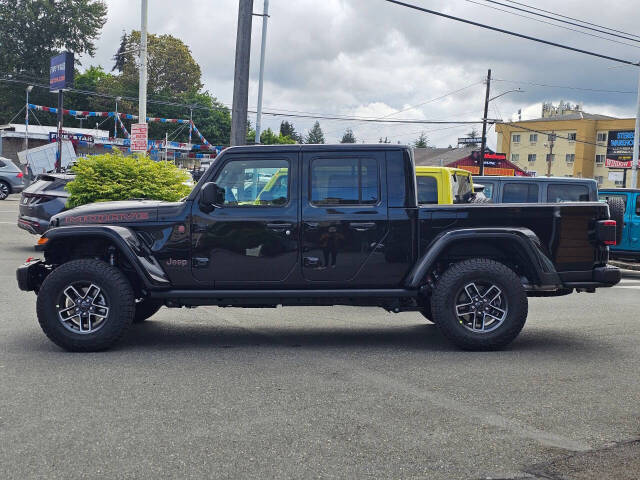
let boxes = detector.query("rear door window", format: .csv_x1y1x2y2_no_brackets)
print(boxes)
417,176,438,204
502,183,539,203
547,184,589,202
311,158,379,205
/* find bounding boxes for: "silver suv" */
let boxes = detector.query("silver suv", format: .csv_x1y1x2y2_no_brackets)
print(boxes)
0,157,25,200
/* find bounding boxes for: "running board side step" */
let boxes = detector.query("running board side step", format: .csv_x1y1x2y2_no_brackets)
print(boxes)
149,289,418,299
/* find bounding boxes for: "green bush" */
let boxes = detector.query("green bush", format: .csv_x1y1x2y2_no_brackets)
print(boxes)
66,151,192,208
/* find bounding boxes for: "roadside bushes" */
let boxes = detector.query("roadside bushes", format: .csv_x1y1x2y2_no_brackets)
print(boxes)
65,151,191,208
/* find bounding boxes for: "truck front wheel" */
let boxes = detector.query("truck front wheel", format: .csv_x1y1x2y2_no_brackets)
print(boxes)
431,258,528,350
36,259,135,351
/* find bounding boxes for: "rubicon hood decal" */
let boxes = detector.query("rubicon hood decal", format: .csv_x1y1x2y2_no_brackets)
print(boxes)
63,211,151,224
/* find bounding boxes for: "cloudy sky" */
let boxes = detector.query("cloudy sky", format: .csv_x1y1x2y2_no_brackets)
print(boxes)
81,0,640,148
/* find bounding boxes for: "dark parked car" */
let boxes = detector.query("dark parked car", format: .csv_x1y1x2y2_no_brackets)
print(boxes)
17,173,72,234
18,144,619,352
473,176,598,203
0,157,26,200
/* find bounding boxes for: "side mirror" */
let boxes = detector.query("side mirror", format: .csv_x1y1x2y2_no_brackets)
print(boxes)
199,182,225,212
473,184,485,193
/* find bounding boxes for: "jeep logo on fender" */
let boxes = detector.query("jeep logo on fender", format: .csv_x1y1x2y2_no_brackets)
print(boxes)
63,212,150,224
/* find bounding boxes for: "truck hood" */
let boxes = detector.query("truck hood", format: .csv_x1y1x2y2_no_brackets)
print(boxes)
51,200,181,227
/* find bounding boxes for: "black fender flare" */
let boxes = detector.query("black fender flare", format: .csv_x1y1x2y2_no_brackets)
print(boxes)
38,225,170,289
404,227,560,289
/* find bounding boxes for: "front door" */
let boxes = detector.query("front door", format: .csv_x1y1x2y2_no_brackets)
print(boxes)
301,151,388,285
191,152,299,286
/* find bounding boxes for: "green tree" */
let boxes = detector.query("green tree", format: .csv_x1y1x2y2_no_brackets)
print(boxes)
260,128,296,145
0,0,107,78
340,128,356,143
280,121,301,142
414,132,428,148
66,151,191,208
115,30,202,96
305,121,325,144
465,128,481,147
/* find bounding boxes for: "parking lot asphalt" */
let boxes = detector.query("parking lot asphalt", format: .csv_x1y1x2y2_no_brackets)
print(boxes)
1,194,639,479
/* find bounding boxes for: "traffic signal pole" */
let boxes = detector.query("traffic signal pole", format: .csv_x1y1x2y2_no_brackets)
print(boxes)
479,69,491,176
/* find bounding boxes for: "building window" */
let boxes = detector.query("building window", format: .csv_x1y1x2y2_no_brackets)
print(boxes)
566,154,575,164
595,176,604,186
595,154,605,166
527,154,536,163
564,174,573,178
597,132,607,142
512,134,521,143
511,153,520,162
546,154,555,162
529,134,538,143
615,179,624,187
567,133,577,141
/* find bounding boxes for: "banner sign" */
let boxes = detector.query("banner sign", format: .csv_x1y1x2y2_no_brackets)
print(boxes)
458,137,482,145
50,53,74,91
605,158,633,169
131,123,149,152
607,130,635,160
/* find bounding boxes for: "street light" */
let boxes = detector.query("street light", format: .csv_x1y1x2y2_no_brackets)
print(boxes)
114,96,122,138
24,85,33,152
488,88,524,103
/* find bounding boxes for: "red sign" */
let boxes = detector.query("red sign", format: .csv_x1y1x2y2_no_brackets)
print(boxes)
131,123,148,152
483,152,507,160
605,158,633,169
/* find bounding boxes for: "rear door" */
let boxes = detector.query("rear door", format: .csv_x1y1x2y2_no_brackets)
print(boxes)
301,150,388,285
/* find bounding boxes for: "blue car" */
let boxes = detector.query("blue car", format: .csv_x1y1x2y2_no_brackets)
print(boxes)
599,188,639,259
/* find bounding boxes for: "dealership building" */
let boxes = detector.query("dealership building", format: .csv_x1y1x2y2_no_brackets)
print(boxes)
495,102,637,188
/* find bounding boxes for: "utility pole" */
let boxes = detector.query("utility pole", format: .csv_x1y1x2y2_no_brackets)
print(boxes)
254,0,269,144
230,0,254,146
24,86,33,152
630,66,640,188
56,90,63,172
546,132,556,177
479,69,491,176
139,0,148,124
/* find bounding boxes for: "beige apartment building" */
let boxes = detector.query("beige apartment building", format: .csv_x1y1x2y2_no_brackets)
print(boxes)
495,102,637,188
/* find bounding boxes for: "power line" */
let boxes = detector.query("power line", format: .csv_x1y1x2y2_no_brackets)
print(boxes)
480,0,640,44
500,0,640,41
493,78,636,94
463,0,640,49
381,0,639,66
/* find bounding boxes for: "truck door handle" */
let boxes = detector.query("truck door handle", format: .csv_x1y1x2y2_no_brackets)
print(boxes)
349,222,376,231
304,222,319,230
266,223,292,231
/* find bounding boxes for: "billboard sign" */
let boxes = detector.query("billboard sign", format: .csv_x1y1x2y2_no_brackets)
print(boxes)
605,158,633,169
607,130,634,160
458,137,482,145
49,131,94,144
131,123,149,152
49,52,74,91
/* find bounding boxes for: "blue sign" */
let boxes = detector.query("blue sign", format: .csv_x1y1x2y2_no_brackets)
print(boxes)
49,52,74,91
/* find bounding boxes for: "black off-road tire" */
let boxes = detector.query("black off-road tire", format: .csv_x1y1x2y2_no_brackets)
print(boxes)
36,259,135,352
606,197,625,245
431,258,528,350
133,298,163,323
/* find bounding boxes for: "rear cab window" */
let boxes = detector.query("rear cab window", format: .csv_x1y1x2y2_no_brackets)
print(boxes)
502,183,539,203
417,176,438,204
547,184,589,202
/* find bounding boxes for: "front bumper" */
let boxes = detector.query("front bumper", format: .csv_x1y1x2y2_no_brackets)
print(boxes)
16,259,50,292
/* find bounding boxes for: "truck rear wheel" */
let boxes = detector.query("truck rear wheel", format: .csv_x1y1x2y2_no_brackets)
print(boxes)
36,259,135,351
431,258,528,350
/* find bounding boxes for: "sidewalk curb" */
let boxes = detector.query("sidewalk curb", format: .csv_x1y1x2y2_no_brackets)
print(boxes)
610,259,640,272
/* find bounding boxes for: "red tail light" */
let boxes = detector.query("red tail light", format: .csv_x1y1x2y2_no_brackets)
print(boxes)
598,219,617,246
16,172,23,178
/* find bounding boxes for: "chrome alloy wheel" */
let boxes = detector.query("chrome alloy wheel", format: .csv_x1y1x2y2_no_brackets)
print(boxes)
454,282,508,333
56,283,110,334
0,182,8,200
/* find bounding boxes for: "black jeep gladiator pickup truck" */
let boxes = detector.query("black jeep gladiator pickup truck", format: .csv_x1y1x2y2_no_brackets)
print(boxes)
17,144,620,352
